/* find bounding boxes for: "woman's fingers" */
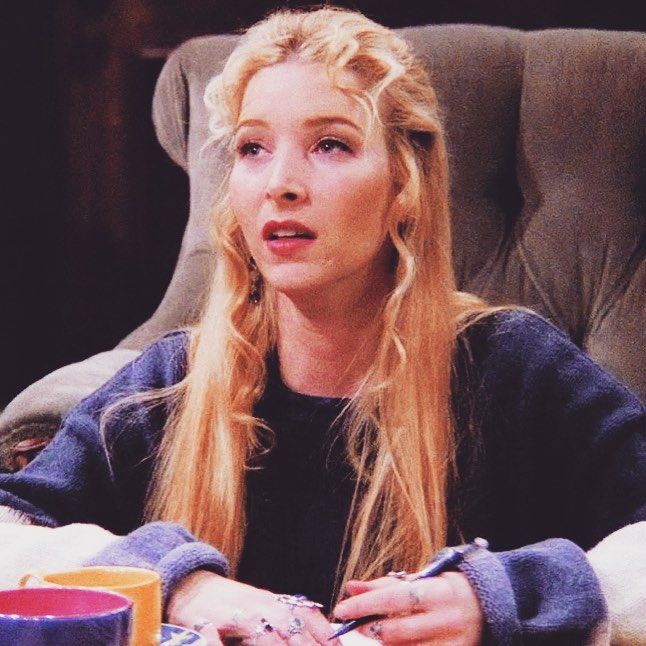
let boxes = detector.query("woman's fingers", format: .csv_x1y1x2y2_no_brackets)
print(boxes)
216,607,252,638
168,571,336,645
195,621,224,646
241,614,315,645
274,614,317,645
295,610,339,645
245,609,332,646
336,573,482,646
282,632,318,646
345,576,400,596
344,579,373,595
335,576,452,619
357,609,465,644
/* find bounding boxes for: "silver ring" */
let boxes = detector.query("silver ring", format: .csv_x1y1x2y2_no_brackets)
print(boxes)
369,620,384,641
275,593,323,610
286,617,304,636
407,581,424,611
251,618,275,640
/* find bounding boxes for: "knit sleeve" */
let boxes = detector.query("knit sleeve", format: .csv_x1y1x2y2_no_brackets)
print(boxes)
0,331,189,532
481,311,646,548
0,333,228,611
457,310,646,643
457,539,609,645
84,522,229,612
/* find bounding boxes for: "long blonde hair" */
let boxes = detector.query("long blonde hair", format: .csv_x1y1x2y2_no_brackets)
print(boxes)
144,7,494,595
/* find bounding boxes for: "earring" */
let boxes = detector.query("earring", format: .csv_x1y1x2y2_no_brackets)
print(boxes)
249,258,262,304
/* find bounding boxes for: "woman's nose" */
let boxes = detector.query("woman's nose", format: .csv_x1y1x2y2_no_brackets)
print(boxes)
265,149,307,206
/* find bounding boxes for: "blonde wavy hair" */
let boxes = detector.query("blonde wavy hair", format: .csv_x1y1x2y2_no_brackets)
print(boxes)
142,7,498,597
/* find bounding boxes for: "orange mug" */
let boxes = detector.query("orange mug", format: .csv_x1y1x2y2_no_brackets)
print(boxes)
20,566,161,646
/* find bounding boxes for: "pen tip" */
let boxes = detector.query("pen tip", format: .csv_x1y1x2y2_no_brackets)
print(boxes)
329,626,348,640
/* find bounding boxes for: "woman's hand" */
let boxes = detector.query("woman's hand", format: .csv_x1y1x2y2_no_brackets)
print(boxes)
167,571,338,645
333,572,483,645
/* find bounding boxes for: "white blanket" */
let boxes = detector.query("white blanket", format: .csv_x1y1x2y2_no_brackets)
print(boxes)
0,507,115,588
588,521,646,644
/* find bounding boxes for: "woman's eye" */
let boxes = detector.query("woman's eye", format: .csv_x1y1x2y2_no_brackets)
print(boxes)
237,142,265,157
314,138,352,154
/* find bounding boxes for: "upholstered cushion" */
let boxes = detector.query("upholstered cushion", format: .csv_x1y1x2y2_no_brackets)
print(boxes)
0,349,139,471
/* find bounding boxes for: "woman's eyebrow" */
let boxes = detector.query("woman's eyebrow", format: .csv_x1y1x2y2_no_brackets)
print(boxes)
235,118,266,134
302,116,363,133
235,115,363,134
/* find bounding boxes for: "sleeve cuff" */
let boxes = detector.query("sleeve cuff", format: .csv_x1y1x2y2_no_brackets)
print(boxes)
157,541,229,606
457,546,522,645
458,539,608,645
84,521,229,610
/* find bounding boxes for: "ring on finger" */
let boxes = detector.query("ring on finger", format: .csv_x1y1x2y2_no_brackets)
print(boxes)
286,617,305,636
252,617,275,639
275,593,323,610
407,580,424,611
369,620,384,642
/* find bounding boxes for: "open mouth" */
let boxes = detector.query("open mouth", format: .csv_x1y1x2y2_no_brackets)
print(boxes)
262,220,317,241
268,230,315,240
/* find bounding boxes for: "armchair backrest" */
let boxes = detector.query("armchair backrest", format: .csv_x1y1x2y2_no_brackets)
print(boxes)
2,24,644,471
117,25,646,403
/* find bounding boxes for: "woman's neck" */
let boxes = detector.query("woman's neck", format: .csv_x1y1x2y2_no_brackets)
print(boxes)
275,284,387,398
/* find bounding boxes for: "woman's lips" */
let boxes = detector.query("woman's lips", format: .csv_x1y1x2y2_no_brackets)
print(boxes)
262,219,316,256
265,236,315,255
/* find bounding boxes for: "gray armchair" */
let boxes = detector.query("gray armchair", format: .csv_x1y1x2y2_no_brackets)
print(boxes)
1,24,644,471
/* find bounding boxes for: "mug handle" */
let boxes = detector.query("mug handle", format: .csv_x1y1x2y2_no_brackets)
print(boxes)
18,571,45,588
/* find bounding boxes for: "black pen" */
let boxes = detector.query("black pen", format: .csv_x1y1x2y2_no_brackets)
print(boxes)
329,537,489,640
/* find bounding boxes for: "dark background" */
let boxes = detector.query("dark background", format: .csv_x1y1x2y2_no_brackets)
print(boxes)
3,0,645,407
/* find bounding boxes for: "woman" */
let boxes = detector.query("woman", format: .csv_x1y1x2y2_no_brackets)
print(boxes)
0,8,644,645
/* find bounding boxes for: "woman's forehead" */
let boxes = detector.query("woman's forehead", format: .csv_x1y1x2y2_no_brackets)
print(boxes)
237,60,368,128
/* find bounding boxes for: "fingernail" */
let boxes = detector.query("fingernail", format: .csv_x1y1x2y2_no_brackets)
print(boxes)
334,602,347,618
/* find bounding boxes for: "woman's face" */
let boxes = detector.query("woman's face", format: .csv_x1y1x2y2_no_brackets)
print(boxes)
229,60,395,301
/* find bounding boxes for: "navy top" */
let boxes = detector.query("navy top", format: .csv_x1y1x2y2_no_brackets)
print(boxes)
1,311,644,643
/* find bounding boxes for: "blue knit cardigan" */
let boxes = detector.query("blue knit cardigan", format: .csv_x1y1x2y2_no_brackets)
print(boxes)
1,311,644,644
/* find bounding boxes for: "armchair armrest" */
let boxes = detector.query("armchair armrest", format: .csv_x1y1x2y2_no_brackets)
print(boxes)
0,348,139,471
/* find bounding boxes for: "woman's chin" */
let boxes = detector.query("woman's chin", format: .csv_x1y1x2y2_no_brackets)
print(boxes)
261,267,327,296
269,280,323,300
265,267,390,306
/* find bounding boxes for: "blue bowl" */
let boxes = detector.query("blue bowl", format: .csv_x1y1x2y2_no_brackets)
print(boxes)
0,587,132,645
